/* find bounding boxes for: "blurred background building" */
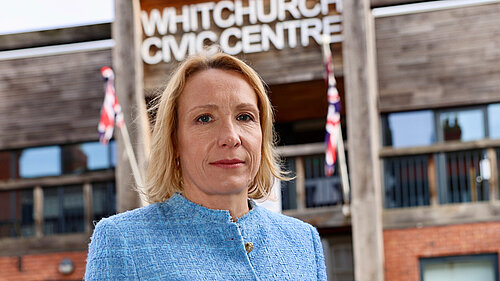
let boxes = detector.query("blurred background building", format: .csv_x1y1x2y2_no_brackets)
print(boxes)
0,0,499,280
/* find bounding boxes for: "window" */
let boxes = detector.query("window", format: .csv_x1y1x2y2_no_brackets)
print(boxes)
488,103,500,139
304,154,343,208
382,104,499,148
19,146,61,178
92,181,116,222
382,104,499,208
62,141,116,174
322,235,354,281
281,154,346,210
0,189,34,238
420,254,498,281
43,185,84,235
438,109,484,142
1,140,116,180
281,158,297,210
382,110,434,148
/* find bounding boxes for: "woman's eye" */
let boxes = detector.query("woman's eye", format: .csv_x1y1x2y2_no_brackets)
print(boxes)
237,113,254,122
196,115,212,123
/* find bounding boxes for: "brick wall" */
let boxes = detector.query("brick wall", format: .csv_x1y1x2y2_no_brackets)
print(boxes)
384,221,500,281
0,251,87,281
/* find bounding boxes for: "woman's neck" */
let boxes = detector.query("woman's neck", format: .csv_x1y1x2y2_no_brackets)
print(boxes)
182,189,250,221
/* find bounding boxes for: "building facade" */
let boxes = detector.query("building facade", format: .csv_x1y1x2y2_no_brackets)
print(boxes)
1,0,500,280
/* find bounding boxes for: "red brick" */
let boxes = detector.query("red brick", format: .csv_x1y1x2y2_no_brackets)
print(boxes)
0,251,87,281
384,221,500,281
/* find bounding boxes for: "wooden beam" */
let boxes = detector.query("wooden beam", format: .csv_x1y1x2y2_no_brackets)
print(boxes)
0,170,114,190
277,142,350,158
383,202,500,229
113,0,148,212
371,0,425,8
380,139,500,157
0,23,111,51
343,0,385,280
0,233,90,257
284,206,351,228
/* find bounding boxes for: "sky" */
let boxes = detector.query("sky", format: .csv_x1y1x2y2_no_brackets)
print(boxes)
0,0,114,35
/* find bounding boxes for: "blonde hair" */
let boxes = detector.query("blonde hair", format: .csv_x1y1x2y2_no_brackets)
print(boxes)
144,51,288,203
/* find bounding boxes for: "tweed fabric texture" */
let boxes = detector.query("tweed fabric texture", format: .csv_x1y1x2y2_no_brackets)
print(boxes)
85,193,327,280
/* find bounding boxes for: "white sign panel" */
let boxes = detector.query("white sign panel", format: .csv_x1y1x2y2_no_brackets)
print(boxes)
141,0,343,63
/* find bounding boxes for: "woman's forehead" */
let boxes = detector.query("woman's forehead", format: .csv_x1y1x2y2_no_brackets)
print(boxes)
179,69,259,108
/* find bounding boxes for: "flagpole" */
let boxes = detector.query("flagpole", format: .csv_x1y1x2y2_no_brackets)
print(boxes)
336,124,351,216
118,122,144,188
322,35,351,216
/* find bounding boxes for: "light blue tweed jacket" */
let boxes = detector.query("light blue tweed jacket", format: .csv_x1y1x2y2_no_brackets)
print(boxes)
85,193,327,280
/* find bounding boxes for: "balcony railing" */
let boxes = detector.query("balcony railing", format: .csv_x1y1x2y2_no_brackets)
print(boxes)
384,154,430,208
381,141,500,209
278,143,346,211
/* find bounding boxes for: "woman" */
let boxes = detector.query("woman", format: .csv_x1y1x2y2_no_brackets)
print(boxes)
85,51,327,280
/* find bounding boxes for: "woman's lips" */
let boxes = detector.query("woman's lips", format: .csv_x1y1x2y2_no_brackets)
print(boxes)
209,159,245,168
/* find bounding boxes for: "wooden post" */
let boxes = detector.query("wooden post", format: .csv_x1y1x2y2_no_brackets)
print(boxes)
470,167,477,202
83,182,93,233
428,155,439,206
487,148,498,202
295,157,306,210
33,186,43,238
113,0,149,212
343,0,385,280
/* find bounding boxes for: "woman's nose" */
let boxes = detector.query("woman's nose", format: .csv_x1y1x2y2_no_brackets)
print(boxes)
217,120,241,148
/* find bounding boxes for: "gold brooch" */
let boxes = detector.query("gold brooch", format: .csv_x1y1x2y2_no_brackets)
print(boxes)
244,242,254,253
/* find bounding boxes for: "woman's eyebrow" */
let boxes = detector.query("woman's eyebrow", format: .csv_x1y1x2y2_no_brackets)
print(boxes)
236,103,259,111
187,104,218,114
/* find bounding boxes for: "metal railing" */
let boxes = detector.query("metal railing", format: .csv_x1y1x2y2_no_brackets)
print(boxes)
383,147,499,209
384,154,430,208
279,143,346,211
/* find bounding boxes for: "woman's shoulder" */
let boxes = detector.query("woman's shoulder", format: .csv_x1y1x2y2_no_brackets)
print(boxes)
93,203,163,232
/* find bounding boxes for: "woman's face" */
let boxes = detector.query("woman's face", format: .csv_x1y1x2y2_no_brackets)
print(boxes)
176,68,262,198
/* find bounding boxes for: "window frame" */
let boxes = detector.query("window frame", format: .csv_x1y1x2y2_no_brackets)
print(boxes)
382,103,500,148
435,106,488,143
419,253,499,281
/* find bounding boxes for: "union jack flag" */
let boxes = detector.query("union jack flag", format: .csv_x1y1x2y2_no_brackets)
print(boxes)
98,66,124,145
323,43,341,177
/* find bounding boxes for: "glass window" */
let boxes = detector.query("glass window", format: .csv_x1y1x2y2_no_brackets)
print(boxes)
43,185,84,235
322,235,354,281
62,141,115,174
92,181,116,223
0,189,34,238
382,110,434,148
19,146,61,178
488,103,500,139
81,142,111,170
420,254,498,281
439,109,484,142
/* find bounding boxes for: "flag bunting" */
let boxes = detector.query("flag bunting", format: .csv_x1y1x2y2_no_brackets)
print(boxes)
323,45,341,177
98,66,124,145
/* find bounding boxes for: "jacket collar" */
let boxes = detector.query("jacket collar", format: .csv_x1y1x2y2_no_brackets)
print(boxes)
160,193,259,224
